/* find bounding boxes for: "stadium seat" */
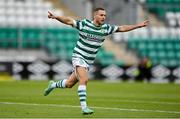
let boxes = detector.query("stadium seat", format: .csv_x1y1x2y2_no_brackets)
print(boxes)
127,38,180,66
146,0,180,26
0,27,18,48
21,28,43,48
0,0,62,27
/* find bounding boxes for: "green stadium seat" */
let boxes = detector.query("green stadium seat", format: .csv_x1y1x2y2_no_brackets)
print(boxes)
151,58,159,65
21,28,43,48
0,27,18,48
146,0,179,20
176,52,180,59
158,51,166,59
0,27,120,65
127,38,180,66
100,52,115,65
147,42,155,50
156,42,164,50
115,60,125,66
148,50,157,58
174,42,180,50
160,59,169,66
140,50,148,57
138,42,146,51
166,51,176,59
168,59,178,66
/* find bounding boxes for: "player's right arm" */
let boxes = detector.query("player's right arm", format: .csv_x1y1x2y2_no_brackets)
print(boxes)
48,11,74,26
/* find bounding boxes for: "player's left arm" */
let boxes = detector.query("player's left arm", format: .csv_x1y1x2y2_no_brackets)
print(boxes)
116,20,149,32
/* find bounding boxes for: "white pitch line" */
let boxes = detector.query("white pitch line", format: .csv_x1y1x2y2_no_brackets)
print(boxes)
0,97,179,105
93,99,180,105
0,101,180,114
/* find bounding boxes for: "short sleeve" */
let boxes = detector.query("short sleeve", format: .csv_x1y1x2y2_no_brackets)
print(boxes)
107,24,119,35
72,19,85,30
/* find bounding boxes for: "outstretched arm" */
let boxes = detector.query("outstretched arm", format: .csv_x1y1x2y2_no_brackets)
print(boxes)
48,11,74,26
116,20,149,32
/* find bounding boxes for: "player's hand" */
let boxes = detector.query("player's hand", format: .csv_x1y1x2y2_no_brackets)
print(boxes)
137,20,149,28
48,11,56,19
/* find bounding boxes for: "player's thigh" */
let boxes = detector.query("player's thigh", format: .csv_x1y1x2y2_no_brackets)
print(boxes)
66,72,78,87
75,66,88,84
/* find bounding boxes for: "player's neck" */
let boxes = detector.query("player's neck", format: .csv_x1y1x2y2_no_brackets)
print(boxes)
93,20,102,27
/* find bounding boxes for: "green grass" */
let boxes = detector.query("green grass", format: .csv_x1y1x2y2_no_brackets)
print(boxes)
0,80,179,118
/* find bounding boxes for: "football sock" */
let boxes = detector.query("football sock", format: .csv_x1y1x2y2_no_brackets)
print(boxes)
78,85,87,110
53,79,67,88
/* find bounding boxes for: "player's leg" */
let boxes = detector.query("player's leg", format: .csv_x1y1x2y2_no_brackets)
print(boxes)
65,72,79,88
44,72,78,96
76,66,94,115
55,72,78,88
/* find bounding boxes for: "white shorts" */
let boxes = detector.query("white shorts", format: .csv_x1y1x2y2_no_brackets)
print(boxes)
72,57,90,72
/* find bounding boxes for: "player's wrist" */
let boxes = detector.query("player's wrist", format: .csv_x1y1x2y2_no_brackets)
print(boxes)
52,16,57,19
136,24,143,28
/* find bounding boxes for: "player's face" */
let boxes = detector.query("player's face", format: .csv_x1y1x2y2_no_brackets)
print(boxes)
94,10,106,25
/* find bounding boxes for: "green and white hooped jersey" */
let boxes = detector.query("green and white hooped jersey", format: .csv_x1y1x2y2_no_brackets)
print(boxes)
72,19,118,65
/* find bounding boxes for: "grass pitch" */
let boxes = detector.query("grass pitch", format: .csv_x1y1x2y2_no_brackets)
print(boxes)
0,80,179,118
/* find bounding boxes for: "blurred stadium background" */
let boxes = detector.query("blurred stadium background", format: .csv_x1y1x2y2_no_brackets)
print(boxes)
0,0,180,83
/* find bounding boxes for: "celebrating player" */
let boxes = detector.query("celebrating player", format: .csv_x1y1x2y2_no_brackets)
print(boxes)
44,7,149,115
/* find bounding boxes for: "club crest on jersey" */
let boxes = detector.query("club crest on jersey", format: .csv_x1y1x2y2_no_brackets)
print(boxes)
100,29,106,34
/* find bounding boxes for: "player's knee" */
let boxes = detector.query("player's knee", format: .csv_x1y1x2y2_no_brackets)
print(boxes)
66,82,74,88
79,78,88,85
66,84,73,88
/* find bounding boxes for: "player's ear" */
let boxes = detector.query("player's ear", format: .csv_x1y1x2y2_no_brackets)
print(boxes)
94,10,99,16
93,12,96,19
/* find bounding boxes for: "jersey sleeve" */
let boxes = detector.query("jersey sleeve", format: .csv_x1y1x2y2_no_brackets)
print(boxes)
72,19,85,30
107,24,119,35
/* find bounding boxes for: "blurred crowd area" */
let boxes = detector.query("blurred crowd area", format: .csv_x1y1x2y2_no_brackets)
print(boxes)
0,0,180,67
